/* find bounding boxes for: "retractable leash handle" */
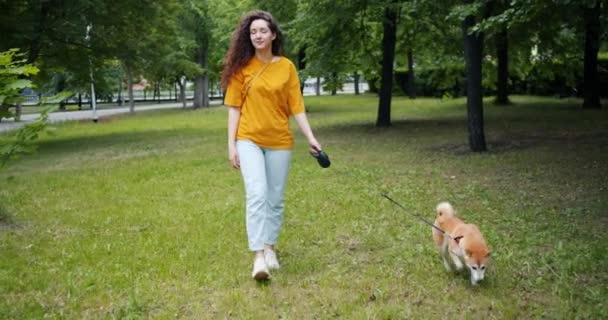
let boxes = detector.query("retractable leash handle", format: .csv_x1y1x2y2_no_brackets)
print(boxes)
311,146,331,168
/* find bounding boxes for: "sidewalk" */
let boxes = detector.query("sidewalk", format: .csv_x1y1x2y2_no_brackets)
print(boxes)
0,101,221,133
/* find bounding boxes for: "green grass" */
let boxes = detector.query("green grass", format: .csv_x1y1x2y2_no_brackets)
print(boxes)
1,94,607,319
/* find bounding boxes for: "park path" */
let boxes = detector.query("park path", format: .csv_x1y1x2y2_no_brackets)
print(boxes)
0,101,222,133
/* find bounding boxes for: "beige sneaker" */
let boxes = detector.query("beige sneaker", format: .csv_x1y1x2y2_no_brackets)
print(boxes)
252,256,270,280
264,250,280,270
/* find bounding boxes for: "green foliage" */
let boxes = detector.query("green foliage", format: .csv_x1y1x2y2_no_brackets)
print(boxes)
291,0,374,82
1,0,605,104
0,91,70,170
0,105,54,170
416,59,464,97
447,2,484,24
0,49,39,120
0,49,72,170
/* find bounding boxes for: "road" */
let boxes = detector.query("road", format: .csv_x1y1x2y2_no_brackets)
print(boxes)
0,101,221,133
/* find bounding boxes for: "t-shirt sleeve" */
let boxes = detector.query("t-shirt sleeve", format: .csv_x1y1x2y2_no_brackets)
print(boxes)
224,71,244,108
287,63,305,115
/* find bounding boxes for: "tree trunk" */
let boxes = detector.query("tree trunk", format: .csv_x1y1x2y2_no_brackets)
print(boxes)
57,75,66,110
406,49,416,99
202,71,209,107
26,1,52,64
354,72,360,95
193,46,209,108
298,47,306,92
78,93,82,110
582,0,601,109
316,77,321,96
127,65,135,113
376,5,397,127
495,27,510,105
331,72,337,96
177,78,186,109
117,76,123,106
193,78,202,108
155,82,161,103
463,14,487,152
298,47,306,70
15,103,22,122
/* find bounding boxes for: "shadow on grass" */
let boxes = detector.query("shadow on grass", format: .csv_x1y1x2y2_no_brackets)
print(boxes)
255,279,272,287
0,203,16,230
429,131,608,155
318,116,608,155
318,117,466,133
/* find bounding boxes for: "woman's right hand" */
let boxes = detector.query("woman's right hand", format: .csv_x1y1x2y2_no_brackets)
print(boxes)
227,107,241,169
229,144,240,169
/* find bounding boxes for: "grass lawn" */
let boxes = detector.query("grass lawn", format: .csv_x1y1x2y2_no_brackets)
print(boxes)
1,94,607,318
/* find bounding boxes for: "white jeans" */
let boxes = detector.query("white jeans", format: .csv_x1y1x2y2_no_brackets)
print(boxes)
236,140,292,251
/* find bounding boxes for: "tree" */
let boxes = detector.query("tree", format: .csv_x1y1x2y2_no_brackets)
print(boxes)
454,0,492,152
209,0,257,99
494,24,509,104
486,0,511,105
395,0,446,99
582,0,602,109
94,1,180,112
186,1,213,109
377,3,399,127
480,0,606,107
291,0,366,95
463,12,487,152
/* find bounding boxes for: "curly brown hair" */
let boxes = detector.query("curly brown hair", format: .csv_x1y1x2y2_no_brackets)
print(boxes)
221,10,284,90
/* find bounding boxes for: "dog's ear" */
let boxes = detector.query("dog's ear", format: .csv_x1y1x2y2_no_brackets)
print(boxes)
454,235,463,245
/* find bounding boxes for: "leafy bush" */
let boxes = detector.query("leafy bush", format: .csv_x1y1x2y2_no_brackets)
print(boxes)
0,105,55,170
0,49,69,171
0,49,39,121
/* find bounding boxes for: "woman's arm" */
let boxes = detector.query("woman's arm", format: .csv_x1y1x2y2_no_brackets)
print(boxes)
227,106,241,169
294,112,321,154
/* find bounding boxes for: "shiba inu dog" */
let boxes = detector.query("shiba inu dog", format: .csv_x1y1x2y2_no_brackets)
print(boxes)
432,202,491,285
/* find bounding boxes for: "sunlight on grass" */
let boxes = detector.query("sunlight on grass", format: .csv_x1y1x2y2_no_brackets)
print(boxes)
1,95,607,318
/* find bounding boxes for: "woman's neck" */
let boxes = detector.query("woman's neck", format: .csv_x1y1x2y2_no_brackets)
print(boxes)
255,49,274,63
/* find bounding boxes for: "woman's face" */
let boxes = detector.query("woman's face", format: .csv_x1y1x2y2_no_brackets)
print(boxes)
249,19,275,52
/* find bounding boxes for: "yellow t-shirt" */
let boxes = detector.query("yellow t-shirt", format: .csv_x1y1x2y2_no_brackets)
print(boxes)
224,56,305,149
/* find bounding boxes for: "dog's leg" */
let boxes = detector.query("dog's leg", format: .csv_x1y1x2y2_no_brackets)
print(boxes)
442,255,452,271
450,252,464,271
440,240,452,272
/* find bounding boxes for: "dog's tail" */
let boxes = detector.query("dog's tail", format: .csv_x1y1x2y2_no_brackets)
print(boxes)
436,202,455,222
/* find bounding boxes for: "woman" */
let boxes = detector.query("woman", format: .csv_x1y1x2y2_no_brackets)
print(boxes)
221,10,322,280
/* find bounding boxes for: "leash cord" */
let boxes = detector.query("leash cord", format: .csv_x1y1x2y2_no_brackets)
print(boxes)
380,193,453,239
